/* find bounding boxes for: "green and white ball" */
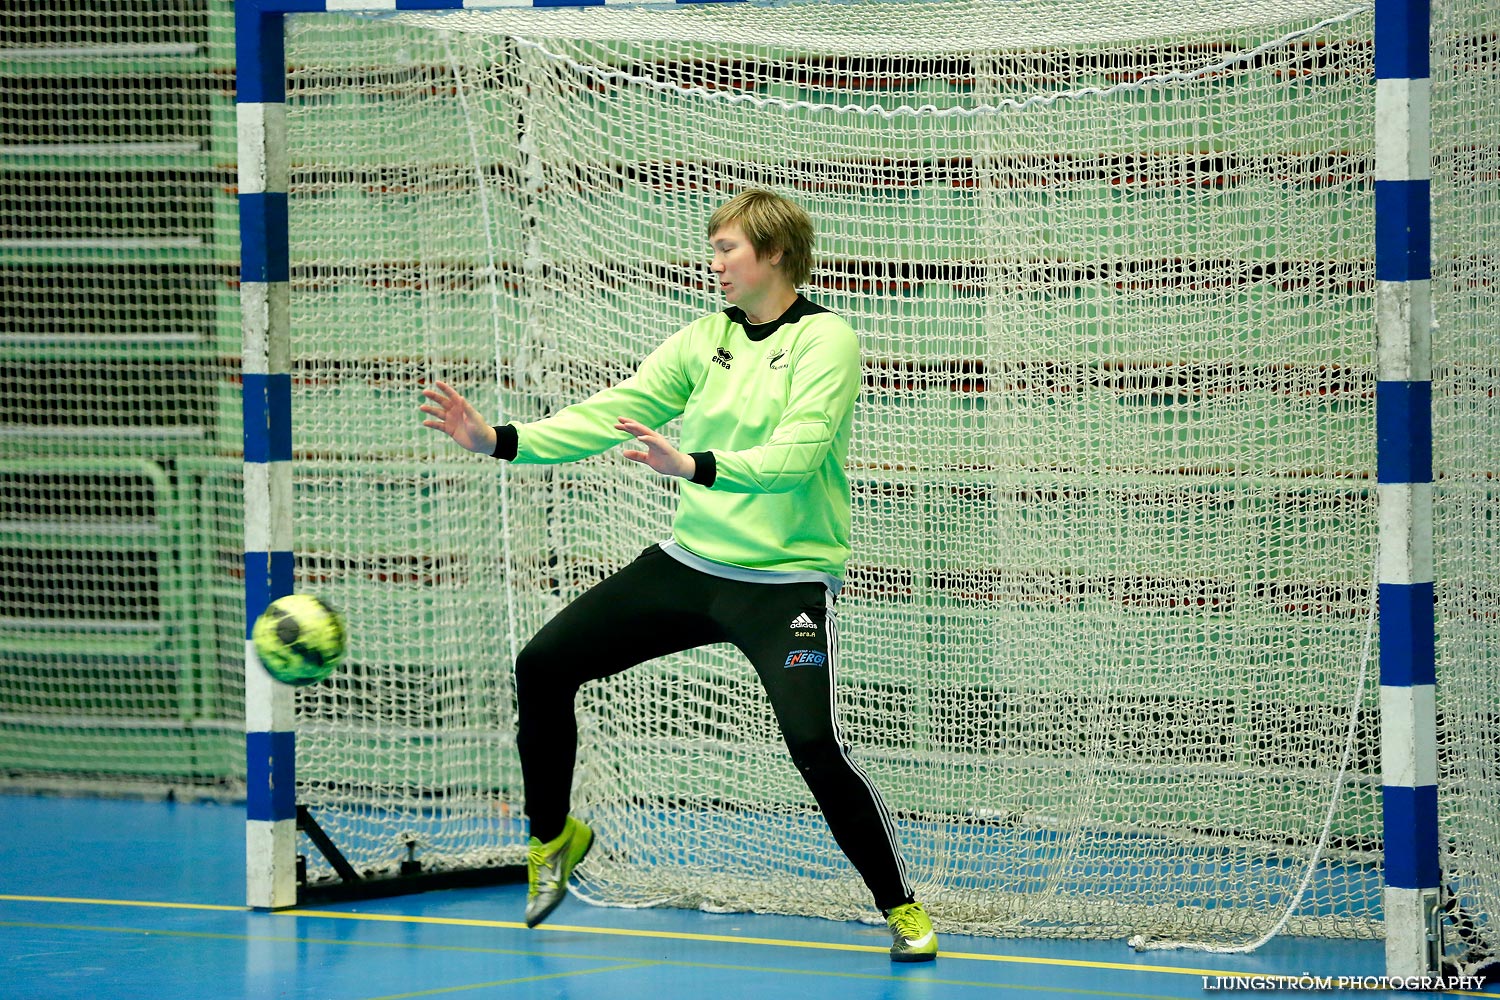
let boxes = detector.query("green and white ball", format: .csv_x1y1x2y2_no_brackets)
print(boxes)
252,594,346,686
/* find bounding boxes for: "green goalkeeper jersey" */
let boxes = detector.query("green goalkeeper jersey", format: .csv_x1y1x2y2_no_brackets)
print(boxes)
494,296,859,589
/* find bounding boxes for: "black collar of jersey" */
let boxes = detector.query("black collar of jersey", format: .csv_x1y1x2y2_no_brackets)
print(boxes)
724,294,830,342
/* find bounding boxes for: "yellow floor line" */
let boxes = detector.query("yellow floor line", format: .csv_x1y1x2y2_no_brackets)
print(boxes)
9,891,1487,997
0,893,245,912
0,893,1238,979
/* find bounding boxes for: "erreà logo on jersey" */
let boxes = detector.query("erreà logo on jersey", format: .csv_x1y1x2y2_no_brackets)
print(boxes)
784,649,826,668
712,347,733,370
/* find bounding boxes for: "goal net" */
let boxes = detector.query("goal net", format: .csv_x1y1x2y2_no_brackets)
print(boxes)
1432,0,1500,975
279,0,1383,943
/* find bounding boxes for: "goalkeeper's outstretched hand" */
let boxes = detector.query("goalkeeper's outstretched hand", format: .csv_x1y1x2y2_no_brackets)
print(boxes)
420,380,497,455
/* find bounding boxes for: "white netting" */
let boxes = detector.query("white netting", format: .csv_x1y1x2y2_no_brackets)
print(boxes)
0,1,243,797
1431,0,1500,976
279,0,1385,944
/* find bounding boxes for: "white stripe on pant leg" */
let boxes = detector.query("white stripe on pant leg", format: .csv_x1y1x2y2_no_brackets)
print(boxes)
824,588,912,896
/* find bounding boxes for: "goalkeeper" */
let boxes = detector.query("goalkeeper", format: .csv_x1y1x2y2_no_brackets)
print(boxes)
420,189,937,962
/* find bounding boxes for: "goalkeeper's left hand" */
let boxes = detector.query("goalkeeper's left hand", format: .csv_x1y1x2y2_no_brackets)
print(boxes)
615,416,695,480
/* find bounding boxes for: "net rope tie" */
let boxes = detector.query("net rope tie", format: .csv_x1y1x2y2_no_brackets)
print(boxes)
1129,553,1380,954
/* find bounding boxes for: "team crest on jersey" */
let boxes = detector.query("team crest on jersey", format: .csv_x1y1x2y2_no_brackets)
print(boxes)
767,348,789,370
712,347,733,370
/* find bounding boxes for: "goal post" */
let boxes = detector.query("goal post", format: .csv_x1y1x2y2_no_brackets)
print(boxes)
1372,0,1440,978
237,0,292,909
235,0,1449,963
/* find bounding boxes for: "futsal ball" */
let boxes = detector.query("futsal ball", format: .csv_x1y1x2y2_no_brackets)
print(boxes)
252,594,346,686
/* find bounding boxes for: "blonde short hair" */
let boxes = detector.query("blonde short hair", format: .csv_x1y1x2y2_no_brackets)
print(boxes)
708,189,815,288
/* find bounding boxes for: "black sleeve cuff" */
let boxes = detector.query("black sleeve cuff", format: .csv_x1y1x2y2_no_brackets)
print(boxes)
688,451,717,487
491,424,518,461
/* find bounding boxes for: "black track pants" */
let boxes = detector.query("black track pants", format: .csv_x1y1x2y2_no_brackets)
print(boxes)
513,544,914,911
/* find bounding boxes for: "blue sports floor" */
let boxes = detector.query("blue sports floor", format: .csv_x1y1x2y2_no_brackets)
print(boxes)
1,795,1493,1000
